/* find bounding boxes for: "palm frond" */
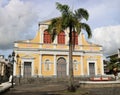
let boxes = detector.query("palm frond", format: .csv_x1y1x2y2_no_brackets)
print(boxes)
56,2,70,16
75,8,89,21
76,23,81,35
48,18,57,32
72,18,81,34
48,2,92,42
48,17,63,42
51,29,57,42
81,23,92,38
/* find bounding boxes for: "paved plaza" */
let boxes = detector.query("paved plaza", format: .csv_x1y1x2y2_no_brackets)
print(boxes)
1,81,120,95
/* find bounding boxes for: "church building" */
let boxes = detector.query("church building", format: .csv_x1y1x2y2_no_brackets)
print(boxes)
13,19,104,78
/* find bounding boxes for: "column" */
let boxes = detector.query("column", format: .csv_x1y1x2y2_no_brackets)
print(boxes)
31,60,34,77
81,55,84,75
53,37,57,49
13,58,16,76
41,32,43,44
39,54,42,77
39,24,48,44
101,55,104,75
79,33,83,50
54,55,57,76
67,55,69,76
65,29,69,45
21,60,24,77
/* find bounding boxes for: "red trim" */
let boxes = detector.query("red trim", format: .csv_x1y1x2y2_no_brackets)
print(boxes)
44,31,51,43
90,77,111,81
58,31,65,44
72,32,78,45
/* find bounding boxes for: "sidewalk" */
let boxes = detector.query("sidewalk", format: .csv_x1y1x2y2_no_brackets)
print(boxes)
2,83,68,95
0,82,12,93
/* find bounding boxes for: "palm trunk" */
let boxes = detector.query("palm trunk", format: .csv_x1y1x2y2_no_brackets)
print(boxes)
68,26,75,92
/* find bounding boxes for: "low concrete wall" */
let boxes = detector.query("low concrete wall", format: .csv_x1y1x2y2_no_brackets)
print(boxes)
0,82,12,93
79,81,120,88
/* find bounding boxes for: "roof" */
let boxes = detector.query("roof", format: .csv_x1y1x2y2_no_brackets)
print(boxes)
38,16,60,25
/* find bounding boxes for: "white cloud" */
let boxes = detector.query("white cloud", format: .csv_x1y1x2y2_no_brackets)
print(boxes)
0,0,120,57
0,0,38,49
91,25,120,56
86,0,120,29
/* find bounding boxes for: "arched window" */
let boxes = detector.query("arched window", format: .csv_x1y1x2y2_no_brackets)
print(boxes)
72,32,78,45
58,31,65,44
44,31,51,43
73,60,78,70
44,59,51,70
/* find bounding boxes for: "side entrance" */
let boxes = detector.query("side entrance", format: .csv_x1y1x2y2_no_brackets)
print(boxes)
24,62,32,77
89,62,95,76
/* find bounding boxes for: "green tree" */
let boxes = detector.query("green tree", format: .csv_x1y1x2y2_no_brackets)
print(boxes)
48,2,92,92
107,57,120,80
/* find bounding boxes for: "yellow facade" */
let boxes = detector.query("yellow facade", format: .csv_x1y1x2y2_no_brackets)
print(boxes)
14,19,104,78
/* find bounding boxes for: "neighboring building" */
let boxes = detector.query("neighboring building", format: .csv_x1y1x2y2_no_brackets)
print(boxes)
0,55,5,77
103,60,109,74
107,49,120,59
0,55,11,83
14,19,104,78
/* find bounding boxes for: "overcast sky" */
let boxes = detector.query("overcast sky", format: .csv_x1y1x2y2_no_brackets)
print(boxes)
0,0,120,58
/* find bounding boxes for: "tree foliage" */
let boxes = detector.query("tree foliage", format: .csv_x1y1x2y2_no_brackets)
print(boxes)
107,57,120,75
48,2,92,92
48,2,92,42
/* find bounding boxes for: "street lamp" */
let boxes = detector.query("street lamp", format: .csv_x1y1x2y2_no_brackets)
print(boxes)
8,51,15,88
16,54,21,84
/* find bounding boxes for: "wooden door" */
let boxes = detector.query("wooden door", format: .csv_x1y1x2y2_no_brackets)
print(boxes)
24,62,31,78
57,58,66,78
89,62,95,76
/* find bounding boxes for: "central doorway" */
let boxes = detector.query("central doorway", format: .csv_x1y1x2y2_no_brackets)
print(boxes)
57,57,66,78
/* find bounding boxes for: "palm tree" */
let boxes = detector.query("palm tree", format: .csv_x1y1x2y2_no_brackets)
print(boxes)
48,2,92,92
